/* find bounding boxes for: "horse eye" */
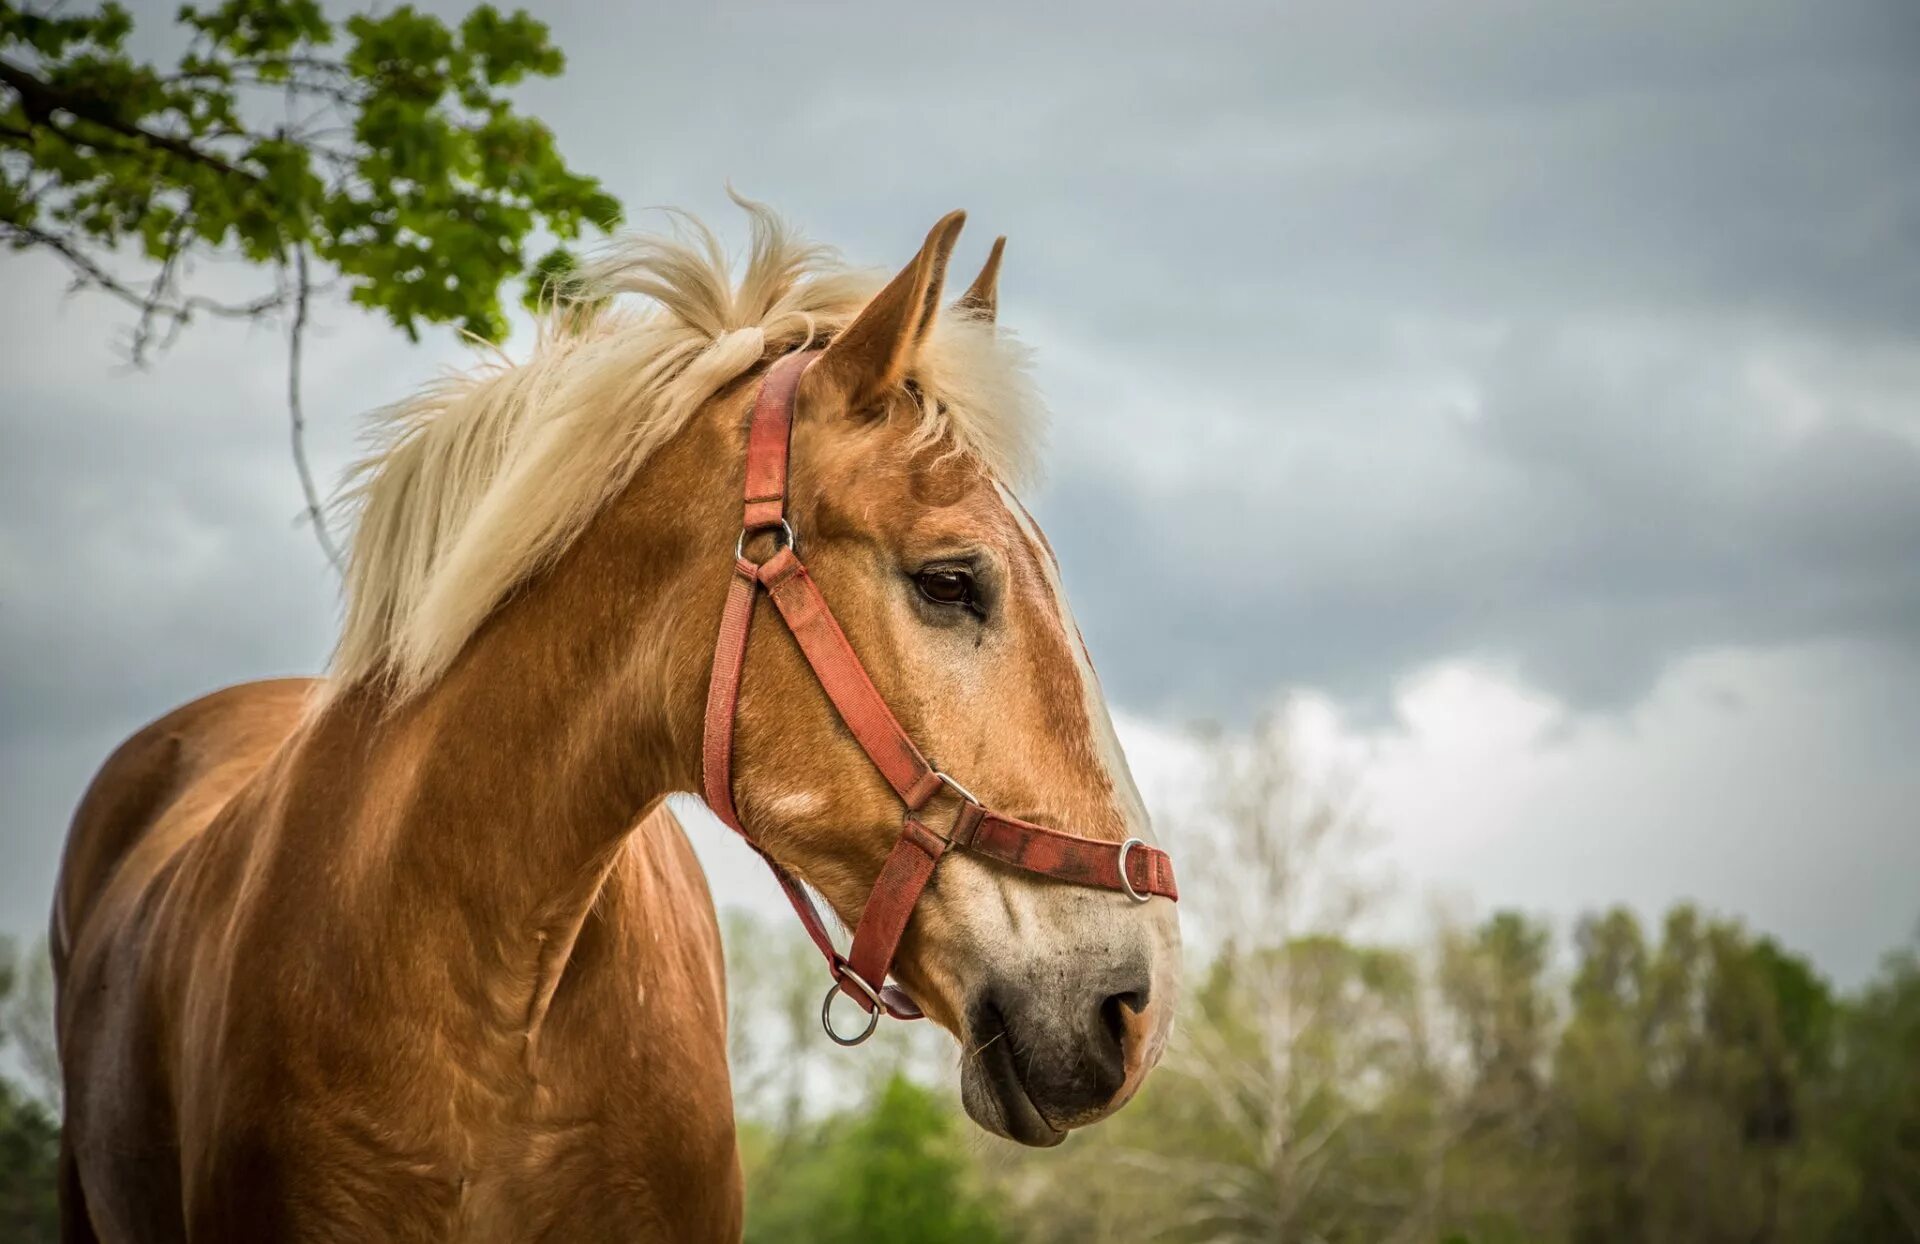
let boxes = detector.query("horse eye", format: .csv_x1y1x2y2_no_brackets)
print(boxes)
916,568,975,608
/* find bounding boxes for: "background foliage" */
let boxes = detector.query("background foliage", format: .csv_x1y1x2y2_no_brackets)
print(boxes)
1,0,617,345
720,722,1920,1244
0,937,59,1244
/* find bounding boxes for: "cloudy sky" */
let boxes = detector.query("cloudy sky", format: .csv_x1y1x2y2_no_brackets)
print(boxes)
4,0,1917,986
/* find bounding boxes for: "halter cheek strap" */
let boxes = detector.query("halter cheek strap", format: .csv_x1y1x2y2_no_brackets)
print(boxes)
701,350,1178,1044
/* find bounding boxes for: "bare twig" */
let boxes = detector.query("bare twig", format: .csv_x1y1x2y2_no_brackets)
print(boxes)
287,247,343,574
129,211,194,362
1,221,287,335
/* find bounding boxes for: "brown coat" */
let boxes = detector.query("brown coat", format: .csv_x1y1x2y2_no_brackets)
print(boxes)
55,676,739,1242
51,207,1181,1241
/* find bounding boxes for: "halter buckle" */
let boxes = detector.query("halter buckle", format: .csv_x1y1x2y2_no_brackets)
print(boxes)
821,968,884,1047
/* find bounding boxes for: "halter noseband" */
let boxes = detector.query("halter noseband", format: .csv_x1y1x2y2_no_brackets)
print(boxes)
701,350,1179,1045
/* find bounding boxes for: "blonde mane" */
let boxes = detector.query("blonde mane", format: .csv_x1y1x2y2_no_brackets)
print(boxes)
329,199,1045,702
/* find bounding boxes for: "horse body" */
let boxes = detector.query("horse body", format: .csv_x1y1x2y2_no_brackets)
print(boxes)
56,678,738,1241
53,201,1183,1240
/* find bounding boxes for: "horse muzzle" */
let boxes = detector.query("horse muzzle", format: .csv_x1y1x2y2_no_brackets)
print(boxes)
959,952,1161,1147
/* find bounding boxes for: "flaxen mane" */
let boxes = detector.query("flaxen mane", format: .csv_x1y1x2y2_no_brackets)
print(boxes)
329,198,1046,701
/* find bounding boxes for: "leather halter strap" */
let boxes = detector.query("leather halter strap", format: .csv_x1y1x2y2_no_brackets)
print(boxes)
701,351,1178,1036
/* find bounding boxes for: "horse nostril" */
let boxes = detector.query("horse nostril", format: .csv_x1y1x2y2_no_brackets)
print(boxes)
1099,990,1139,1049
1097,988,1147,1068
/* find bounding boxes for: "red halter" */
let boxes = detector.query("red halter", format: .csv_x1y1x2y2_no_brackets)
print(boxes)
702,351,1179,1045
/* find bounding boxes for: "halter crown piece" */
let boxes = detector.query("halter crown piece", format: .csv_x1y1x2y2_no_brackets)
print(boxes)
701,351,1179,1046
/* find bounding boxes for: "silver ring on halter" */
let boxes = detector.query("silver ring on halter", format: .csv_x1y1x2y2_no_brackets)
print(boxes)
821,972,883,1047
1118,837,1150,903
735,518,796,562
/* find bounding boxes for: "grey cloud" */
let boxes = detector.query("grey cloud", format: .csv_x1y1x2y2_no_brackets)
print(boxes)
1040,320,1920,717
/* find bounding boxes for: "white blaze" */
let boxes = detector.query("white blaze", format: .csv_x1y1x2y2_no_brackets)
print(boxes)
995,484,1156,843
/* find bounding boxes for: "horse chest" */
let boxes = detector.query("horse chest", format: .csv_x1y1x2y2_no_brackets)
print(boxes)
178,1031,739,1243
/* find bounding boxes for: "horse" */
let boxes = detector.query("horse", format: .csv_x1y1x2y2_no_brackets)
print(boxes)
50,200,1183,1242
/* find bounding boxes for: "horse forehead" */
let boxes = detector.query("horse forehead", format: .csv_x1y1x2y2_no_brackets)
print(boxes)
801,420,966,503
991,485,1109,700
992,483,1072,618
821,478,1008,545
817,449,1015,539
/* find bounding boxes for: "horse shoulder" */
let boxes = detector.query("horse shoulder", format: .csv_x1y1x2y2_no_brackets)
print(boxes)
458,803,741,1240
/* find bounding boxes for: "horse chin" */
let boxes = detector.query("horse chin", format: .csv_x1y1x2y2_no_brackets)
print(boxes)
960,1034,1069,1148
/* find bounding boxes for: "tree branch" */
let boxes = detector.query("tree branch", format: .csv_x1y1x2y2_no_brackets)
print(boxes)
0,56,257,183
129,210,194,362
1,221,289,360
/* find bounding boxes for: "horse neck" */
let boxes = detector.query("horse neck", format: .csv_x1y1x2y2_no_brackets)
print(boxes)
303,430,733,995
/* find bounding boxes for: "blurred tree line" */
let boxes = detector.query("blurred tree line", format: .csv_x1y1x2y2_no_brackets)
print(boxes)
976,906,1919,1244
724,720,1920,1243
0,936,59,1242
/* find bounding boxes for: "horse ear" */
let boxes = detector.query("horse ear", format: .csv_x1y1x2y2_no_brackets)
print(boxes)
953,236,1005,324
806,210,966,415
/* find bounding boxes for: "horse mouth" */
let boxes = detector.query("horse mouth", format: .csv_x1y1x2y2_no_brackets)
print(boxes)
960,1001,1067,1148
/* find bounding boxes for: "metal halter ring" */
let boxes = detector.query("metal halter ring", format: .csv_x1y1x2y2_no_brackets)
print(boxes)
735,518,796,562
930,770,980,805
1118,838,1150,903
821,971,883,1047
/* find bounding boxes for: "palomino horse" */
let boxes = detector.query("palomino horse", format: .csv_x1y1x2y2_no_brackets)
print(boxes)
51,202,1182,1241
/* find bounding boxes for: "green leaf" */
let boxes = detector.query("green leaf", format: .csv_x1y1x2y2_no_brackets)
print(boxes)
4,0,620,350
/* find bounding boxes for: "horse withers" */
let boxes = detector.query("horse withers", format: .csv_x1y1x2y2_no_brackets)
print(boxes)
51,201,1182,1241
